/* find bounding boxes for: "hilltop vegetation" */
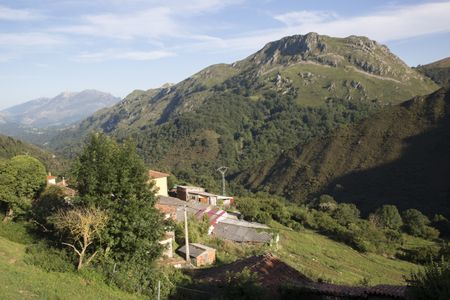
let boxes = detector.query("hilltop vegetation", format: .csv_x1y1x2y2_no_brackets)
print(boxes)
417,57,450,85
49,33,437,190
238,87,450,217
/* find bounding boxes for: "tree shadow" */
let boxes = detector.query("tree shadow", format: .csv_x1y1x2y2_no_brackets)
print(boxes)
319,117,450,217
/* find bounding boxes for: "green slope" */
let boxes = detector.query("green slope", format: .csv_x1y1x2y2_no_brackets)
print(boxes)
49,33,438,191
0,236,143,300
238,87,450,217
272,222,421,285
417,56,450,85
0,134,65,174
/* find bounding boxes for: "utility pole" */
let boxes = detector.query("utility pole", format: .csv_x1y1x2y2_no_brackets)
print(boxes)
216,166,228,196
184,205,190,263
157,280,161,300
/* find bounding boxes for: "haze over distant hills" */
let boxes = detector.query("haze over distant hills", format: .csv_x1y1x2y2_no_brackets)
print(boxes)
0,90,120,145
0,90,120,128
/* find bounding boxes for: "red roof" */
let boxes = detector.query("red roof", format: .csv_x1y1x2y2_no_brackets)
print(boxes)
148,170,170,179
47,175,56,180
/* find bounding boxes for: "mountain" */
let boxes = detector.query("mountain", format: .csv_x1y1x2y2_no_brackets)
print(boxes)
417,57,450,86
0,90,121,128
0,134,66,173
49,33,438,189
237,87,450,217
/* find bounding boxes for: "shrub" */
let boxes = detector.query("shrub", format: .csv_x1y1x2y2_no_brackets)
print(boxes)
224,267,266,300
24,242,75,272
372,205,403,231
408,259,450,299
402,209,439,240
399,246,440,264
0,221,35,244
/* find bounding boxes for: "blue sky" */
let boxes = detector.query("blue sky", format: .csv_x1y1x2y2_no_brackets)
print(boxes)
1,0,450,109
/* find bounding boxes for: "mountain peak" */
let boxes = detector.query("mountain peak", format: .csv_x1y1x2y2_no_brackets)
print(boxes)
262,32,323,57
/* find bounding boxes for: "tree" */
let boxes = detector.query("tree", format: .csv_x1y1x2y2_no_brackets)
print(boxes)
316,194,338,212
403,209,439,239
53,207,108,270
74,133,164,265
0,155,46,223
32,185,69,227
371,205,403,231
332,203,360,226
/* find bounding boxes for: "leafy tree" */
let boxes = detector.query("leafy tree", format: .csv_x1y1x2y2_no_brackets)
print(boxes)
0,155,46,223
53,207,108,270
403,209,439,239
408,259,450,300
371,205,403,231
332,203,360,226
315,194,338,212
32,185,69,228
74,133,164,266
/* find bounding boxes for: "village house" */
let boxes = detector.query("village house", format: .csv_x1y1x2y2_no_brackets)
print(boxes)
148,170,170,197
46,173,77,197
177,243,216,267
46,172,56,185
176,185,233,207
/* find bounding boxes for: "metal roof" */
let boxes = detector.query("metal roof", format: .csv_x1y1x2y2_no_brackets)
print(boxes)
177,243,215,258
212,222,272,243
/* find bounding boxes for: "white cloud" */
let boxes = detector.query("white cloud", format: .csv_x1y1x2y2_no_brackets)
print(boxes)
274,10,337,27
188,1,450,54
0,33,64,47
76,49,176,62
0,5,43,21
53,0,243,40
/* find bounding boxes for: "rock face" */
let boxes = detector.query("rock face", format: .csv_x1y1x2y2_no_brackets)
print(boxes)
1,89,120,128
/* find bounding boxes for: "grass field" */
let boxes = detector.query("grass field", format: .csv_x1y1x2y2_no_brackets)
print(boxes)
271,221,421,285
0,236,144,300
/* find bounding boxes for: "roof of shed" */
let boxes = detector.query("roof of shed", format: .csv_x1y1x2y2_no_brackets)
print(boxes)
177,243,215,258
212,222,272,243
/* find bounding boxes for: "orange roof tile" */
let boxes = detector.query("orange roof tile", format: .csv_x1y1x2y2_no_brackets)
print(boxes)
149,170,170,179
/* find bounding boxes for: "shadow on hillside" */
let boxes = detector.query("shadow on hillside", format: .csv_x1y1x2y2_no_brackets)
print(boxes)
319,118,450,217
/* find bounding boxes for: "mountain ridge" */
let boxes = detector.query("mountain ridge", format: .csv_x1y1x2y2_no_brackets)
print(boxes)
1,89,120,128
237,86,450,217
48,33,440,196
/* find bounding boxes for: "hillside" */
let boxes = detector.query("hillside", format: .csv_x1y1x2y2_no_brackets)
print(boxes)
0,236,143,300
417,57,450,85
49,33,437,187
271,222,425,285
0,134,65,174
237,87,450,217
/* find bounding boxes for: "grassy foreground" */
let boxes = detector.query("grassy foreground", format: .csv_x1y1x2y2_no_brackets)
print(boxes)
272,221,421,285
0,236,144,300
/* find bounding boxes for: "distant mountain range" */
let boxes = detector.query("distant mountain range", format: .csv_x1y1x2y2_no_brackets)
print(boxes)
0,90,120,145
0,90,120,128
